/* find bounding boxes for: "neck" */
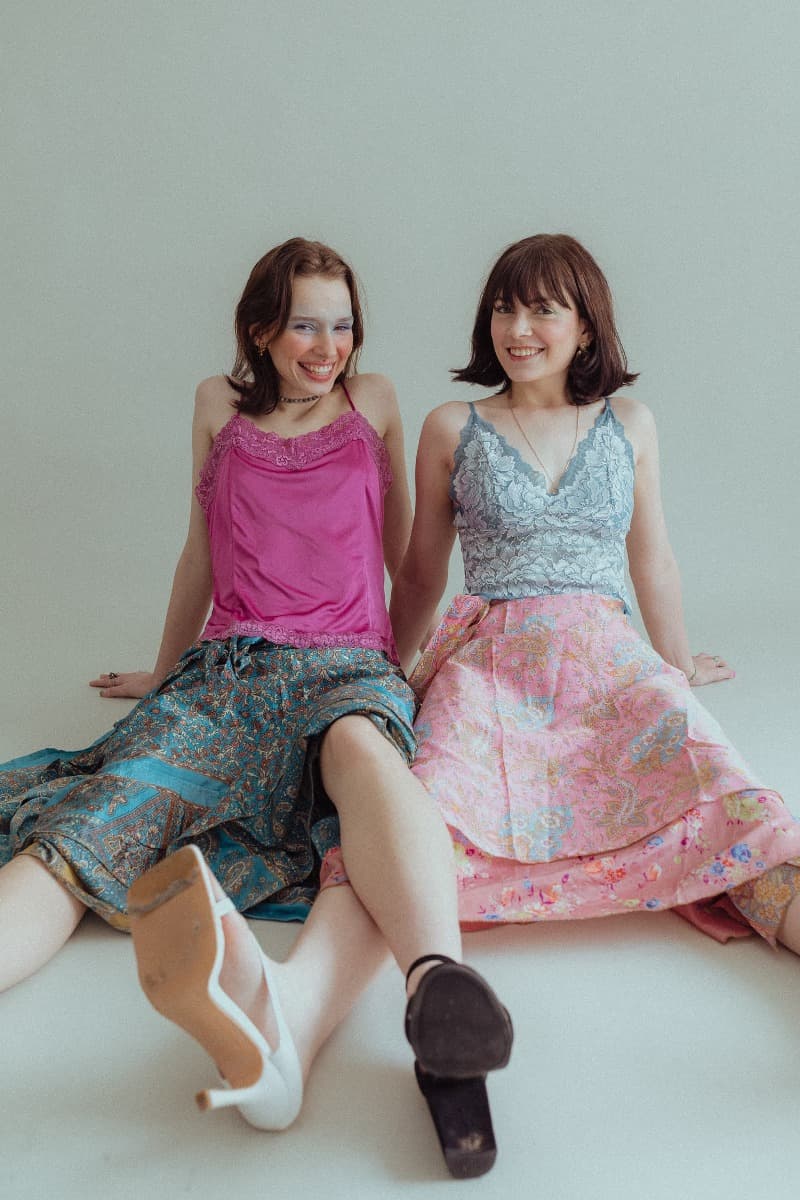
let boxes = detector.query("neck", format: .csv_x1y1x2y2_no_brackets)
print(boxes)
275,395,325,421
506,377,572,410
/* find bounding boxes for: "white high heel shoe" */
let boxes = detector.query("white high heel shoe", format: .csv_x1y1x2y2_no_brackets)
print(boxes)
129,845,303,1131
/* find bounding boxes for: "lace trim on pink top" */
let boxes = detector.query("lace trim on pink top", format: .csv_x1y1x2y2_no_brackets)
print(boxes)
195,410,392,511
203,619,396,656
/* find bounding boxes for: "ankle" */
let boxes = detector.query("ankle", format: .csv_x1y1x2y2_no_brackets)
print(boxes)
405,953,459,998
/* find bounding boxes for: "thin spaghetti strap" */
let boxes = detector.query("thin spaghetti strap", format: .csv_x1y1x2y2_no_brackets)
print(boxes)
341,380,356,411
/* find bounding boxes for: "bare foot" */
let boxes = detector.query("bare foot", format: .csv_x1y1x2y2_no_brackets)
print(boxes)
206,875,312,1080
206,875,279,1044
130,848,306,1129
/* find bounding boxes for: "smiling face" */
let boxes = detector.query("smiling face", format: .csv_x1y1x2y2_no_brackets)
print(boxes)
490,293,588,389
261,274,355,397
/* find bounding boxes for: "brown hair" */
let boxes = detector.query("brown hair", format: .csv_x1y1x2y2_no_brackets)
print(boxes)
452,234,637,404
229,238,364,416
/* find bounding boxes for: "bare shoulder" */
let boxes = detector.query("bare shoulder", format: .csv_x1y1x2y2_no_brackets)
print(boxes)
344,372,399,436
608,394,657,458
422,400,471,436
608,393,655,430
418,400,471,466
346,371,396,408
194,374,240,437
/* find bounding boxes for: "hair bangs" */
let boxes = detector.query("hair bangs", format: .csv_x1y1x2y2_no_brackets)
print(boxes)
494,245,577,313
453,233,638,401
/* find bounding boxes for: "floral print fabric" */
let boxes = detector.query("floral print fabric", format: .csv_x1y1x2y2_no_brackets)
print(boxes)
410,595,800,937
1,637,416,929
727,862,800,942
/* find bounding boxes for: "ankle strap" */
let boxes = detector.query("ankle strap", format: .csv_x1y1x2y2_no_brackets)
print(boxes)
214,896,236,918
405,953,455,987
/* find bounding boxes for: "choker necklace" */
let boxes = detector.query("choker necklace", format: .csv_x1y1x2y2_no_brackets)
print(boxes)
279,394,320,404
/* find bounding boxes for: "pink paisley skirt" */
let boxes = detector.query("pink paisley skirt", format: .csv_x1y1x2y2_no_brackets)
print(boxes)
410,594,800,940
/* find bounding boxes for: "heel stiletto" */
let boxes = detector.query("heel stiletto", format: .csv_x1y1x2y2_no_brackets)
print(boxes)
405,954,513,1178
128,845,303,1131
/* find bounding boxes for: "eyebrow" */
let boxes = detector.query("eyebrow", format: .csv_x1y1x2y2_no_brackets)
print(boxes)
289,312,353,321
497,294,567,309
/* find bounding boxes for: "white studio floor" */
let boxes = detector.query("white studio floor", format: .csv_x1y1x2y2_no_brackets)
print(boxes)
1,631,798,1200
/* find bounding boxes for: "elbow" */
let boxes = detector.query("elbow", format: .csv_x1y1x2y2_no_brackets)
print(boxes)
397,561,448,608
629,544,679,586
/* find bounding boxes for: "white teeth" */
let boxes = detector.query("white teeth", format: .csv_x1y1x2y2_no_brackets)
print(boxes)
507,348,542,358
303,364,334,375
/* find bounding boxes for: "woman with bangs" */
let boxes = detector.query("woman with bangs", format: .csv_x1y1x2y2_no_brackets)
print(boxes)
0,237,512,1180
391,233,800,953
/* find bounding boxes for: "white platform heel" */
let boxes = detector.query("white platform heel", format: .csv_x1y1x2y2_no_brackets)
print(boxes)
129,845,303,1131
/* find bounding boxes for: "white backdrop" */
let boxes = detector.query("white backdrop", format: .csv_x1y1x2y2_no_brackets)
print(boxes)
2,0,798,773
3,11,800,1200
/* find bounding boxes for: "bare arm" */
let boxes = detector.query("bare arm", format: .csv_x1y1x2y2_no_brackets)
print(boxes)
344,372,414,579
390,405,461,674
90,383,219,698
376,379,413,580
150,502,213,680
624,400,734,687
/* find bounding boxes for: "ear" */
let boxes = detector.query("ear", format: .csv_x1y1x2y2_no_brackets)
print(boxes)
250,319,278,348
578,319,593,350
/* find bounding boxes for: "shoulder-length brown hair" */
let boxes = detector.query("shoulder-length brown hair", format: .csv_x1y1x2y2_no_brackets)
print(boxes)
453,234,637,404
229,238,364,416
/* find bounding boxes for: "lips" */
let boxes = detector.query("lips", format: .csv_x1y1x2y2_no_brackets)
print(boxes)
300,361,336,378
506,347,543,360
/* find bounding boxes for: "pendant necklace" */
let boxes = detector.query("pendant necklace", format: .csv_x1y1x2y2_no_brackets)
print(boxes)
508,400,580,490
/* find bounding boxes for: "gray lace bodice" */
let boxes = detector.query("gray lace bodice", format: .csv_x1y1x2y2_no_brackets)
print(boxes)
450,400,635,610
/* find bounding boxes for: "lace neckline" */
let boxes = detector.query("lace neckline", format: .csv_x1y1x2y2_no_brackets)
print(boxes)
196,410,391,510
469,399,611,497
234,408,359,445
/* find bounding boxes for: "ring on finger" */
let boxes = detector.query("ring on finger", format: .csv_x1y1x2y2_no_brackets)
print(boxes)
108,672,119,680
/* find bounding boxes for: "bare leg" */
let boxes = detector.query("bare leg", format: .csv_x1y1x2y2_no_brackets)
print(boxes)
320,715,462,985
0,855,87,993
279,884,390,1067
129,752,507,1171
211,876,388,1078
318,723,513,1178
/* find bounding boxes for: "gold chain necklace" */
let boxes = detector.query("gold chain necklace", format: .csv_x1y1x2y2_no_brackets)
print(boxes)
508,400,580,489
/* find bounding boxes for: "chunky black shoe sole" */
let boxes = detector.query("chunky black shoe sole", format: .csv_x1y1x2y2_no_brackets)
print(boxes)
414,1063,498,1179
404,957,513,1178
405,960,513,1078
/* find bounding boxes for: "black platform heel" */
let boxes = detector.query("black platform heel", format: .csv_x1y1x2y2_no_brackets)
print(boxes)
404,954,513,1178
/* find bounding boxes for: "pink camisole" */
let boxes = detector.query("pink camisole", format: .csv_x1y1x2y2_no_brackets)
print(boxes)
195,384,397,658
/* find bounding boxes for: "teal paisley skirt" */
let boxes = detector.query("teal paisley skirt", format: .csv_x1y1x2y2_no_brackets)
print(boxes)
0,637,416,929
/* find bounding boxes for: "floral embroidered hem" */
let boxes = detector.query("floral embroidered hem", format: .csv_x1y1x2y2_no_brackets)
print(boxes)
410,593,800,943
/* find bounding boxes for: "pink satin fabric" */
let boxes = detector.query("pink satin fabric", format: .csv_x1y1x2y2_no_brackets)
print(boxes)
196,408,396,658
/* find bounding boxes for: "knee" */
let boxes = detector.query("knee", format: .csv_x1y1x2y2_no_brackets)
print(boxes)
320,715,381,775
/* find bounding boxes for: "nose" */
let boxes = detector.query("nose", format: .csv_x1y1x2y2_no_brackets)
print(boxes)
316,327,336,356
508,307,534,337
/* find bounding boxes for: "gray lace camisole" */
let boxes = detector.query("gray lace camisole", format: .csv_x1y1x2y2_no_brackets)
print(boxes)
450,399,635,611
